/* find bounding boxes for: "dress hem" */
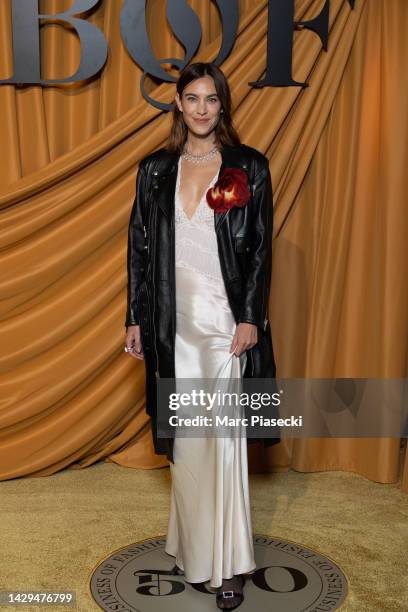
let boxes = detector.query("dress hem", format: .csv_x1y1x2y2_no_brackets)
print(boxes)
164,550,256,588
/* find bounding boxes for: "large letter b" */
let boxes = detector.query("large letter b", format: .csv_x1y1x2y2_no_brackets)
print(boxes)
0,0,107,85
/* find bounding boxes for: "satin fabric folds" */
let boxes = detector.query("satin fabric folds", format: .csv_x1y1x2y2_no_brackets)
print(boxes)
164,265,256,588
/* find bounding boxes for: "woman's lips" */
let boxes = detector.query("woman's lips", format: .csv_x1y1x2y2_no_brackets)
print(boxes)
194,118,210,123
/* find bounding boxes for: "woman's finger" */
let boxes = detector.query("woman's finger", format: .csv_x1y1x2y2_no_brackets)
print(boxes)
233,342,246,356
131,347,144,360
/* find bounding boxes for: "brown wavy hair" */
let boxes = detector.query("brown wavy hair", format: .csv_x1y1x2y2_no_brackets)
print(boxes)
166,62,241,154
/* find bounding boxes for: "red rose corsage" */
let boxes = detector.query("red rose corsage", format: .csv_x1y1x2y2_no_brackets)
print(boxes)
206,168,251,213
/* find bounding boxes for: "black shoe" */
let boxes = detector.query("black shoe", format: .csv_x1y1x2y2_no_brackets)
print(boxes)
169,564,184,575
216,574,245,610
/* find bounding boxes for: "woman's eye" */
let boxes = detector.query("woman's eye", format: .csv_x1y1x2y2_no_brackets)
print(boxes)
186,97,218,102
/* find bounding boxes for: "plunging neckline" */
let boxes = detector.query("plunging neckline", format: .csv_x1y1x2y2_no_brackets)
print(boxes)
176,156,221,222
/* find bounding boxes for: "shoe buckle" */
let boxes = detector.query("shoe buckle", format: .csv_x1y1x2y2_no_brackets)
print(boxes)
222,591,234,598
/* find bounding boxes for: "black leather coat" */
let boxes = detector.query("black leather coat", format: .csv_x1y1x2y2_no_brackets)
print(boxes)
125,143,280,462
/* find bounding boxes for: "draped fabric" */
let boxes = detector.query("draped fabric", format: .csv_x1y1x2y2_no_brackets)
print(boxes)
166,263,254,588
0,0,406,491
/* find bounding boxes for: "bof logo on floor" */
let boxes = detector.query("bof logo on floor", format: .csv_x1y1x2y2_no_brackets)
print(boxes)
90,534,348,611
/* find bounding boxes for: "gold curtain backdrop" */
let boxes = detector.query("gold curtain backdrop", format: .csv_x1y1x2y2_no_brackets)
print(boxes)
0,0,407,490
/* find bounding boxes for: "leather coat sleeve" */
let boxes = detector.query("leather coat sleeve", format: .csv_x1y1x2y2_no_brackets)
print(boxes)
125,161,147,328
238,159,273,331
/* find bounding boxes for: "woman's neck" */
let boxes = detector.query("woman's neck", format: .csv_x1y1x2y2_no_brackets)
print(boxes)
184,133,218,156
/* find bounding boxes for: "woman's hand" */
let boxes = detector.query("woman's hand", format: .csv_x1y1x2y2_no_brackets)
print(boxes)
125,325,144,360
230,322,259,357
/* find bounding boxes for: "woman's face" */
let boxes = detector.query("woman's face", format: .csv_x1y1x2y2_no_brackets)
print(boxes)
175,76,223,138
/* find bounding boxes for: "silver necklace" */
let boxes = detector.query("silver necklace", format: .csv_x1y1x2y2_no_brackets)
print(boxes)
181,144,219,164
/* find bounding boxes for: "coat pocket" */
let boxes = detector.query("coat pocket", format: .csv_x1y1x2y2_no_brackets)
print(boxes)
234,235,252,254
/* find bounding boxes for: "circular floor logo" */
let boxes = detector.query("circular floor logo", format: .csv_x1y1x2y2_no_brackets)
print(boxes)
89,534,348,611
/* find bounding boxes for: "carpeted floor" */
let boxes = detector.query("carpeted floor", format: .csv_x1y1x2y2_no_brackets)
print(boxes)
1,460,407,611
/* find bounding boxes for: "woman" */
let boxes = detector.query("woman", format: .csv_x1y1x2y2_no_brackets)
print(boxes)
124,62,279,610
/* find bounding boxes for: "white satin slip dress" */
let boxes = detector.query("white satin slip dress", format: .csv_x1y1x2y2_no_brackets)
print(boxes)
164,156,256,589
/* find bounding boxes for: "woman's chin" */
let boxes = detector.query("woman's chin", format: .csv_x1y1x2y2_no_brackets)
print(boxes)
187,122,216,137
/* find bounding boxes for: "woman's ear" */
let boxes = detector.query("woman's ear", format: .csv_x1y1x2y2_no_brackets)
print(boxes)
175,93,183,112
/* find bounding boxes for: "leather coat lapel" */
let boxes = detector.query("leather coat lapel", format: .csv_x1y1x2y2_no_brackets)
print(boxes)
214,145,231,232
155,145,244,231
